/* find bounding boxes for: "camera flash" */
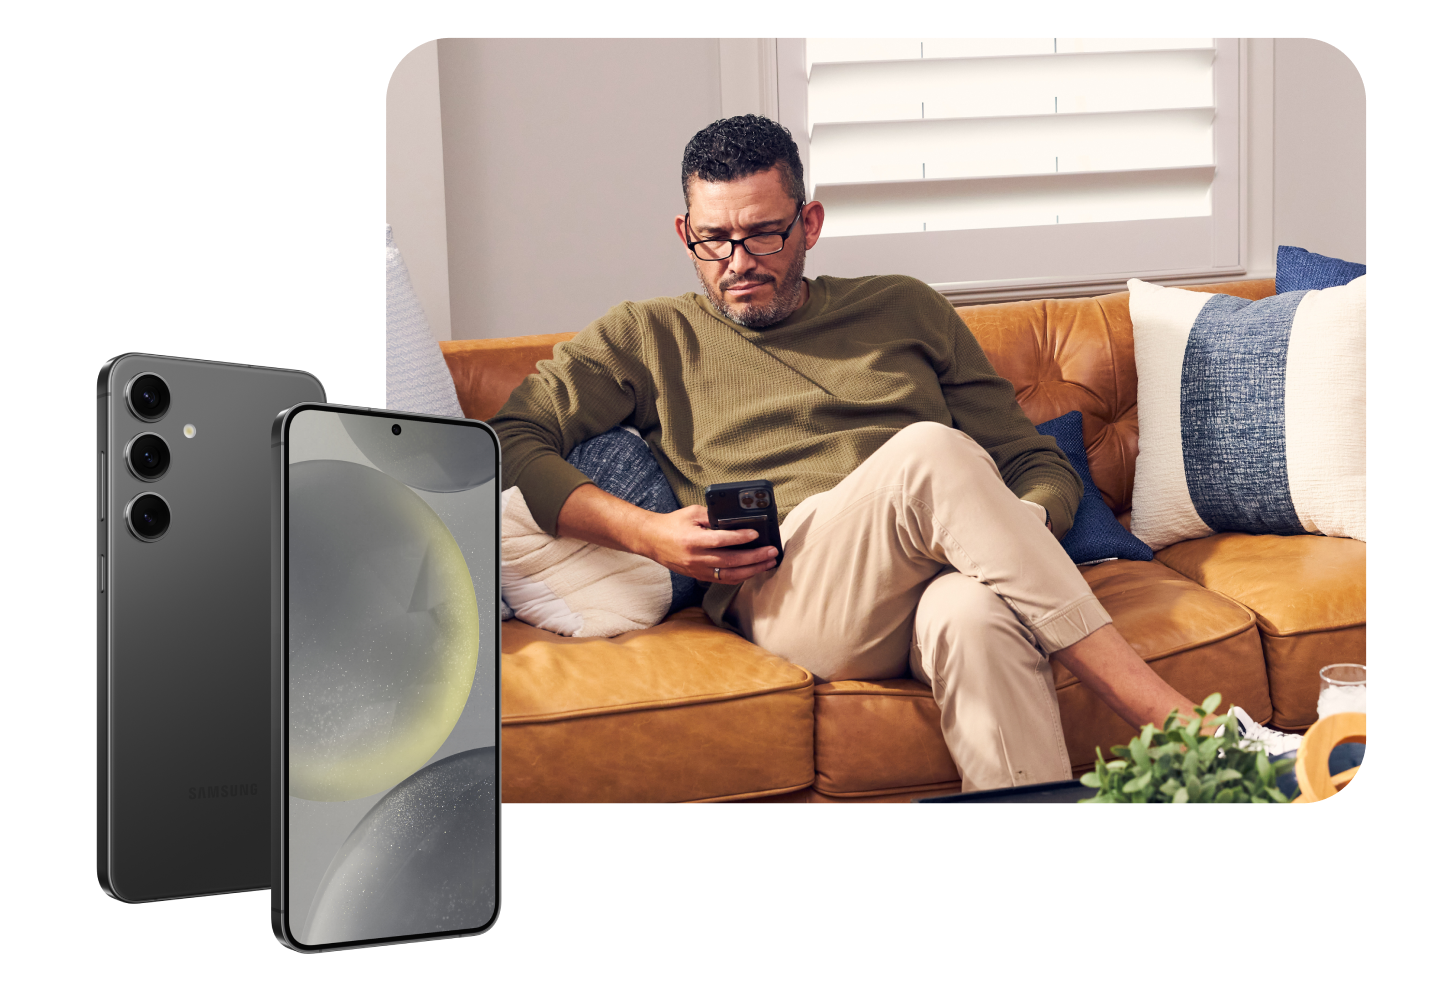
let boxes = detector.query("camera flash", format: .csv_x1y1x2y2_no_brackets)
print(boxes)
183,424,197,438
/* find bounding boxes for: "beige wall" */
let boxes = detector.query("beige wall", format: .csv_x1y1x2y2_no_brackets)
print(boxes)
386,41,452,339
1272,38,1365,264
433,39,723,341
387,38,1366,341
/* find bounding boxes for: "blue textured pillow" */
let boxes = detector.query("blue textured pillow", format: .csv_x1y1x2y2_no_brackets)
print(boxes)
1275,245,1365,294
1034,411,1154,565
566,427,700,611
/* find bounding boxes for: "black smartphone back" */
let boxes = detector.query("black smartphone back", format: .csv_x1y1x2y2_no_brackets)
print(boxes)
273,404,500,951
98,353,325,903
704,480,783,566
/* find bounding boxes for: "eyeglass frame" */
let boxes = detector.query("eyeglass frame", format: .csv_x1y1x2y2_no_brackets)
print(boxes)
684,201,806,262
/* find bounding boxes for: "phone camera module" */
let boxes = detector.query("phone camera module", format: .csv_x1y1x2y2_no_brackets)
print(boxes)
125,373,171,422
391,424,402,435
739,490,756,509
125,433,171,481
754,490,770,508
125,493,171,542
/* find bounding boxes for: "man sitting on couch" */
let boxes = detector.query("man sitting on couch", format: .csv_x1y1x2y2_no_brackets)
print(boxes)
492,115,1214,791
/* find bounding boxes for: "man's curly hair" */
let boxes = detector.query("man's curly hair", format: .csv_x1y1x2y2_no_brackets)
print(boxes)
681,115,805,207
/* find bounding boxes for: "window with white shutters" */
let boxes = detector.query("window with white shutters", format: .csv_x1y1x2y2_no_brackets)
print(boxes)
774,39,1245,302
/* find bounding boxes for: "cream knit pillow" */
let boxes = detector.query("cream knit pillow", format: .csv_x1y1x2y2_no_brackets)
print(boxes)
500,488,673,638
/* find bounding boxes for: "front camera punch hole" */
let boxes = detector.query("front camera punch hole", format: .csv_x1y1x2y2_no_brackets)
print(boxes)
391,423,402,435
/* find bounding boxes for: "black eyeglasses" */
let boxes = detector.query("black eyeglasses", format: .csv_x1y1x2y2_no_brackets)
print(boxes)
685,202,805,261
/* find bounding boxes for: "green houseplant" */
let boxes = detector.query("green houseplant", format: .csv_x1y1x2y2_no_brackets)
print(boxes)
1080,693,1296,803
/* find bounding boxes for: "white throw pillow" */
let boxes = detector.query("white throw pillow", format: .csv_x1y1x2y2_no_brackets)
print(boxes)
499,488,673,637
1128,276,1365,550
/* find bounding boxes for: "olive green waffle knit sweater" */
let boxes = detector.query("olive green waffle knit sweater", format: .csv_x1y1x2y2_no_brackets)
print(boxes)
490,273,1082,627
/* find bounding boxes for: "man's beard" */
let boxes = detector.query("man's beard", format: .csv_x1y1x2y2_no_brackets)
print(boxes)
696,244,807,329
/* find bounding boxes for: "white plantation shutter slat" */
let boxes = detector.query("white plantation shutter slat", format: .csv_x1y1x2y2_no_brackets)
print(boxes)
774,38,1244,298
805,40,1219,236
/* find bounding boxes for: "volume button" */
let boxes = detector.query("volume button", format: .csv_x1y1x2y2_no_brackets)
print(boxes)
99,555,105,594
99,452,106,522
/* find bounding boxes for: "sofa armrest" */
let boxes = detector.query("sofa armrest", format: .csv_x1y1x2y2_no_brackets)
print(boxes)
440,332,577,421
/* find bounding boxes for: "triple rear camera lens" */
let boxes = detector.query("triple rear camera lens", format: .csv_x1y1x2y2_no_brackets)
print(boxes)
121,371,173,540
126,373,171,422
125,493,171,542
125,433,170,481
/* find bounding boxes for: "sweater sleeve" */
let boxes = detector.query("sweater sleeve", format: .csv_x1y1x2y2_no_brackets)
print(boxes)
488,305,654,536
938,307,1083,539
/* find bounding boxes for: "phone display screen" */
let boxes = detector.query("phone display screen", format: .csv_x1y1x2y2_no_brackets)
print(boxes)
281,408,499,948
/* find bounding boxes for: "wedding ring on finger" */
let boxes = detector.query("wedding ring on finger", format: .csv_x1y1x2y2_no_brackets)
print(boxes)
713,567,721,582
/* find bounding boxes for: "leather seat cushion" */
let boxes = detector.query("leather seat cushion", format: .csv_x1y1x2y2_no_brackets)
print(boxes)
500,607,815,802
813,680,962,798
1056,559,1271,769
1155,534,1365,730
809,560,1270,796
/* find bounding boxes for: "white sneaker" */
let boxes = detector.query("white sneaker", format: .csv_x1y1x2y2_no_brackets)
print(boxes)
1229,705,1304,756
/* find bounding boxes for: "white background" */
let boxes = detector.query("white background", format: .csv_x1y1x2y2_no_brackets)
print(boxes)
2,2,1430,989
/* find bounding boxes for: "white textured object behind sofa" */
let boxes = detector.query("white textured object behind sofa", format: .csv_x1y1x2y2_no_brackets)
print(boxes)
385,226,463,419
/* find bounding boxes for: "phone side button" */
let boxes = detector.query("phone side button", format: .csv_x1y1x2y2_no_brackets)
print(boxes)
99,555,105,594
99,452,106,522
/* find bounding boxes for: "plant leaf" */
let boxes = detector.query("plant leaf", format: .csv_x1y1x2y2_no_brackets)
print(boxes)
1202,692,1222,716
1215,787,1238,803
1172,787,1188,804
1123,771,1152,794
1080,771,1102,788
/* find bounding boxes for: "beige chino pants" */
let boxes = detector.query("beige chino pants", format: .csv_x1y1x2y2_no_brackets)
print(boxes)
728,421,1112,792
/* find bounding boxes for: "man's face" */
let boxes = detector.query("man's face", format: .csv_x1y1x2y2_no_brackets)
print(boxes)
675,167,824,328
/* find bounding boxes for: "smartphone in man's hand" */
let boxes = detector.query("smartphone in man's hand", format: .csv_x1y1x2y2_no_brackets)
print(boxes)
704,480,783,568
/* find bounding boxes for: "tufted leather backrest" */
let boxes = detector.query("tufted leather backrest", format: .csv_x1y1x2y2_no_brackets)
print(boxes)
439,279,1276,514
960,279,1274,514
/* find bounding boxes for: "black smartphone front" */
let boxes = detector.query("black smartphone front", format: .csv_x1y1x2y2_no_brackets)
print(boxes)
272,404,500,951
98,354,324,903
704,480,783,567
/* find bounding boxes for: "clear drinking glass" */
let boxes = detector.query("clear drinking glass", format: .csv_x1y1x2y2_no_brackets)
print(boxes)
1317,664,1366,720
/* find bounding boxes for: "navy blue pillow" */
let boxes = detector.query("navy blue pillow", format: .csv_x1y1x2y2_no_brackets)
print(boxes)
566,427,701,611
1033,411,1154,565
1275,245,1366,294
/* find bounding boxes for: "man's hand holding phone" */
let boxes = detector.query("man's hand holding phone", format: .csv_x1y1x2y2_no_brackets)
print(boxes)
555,483,779,585
641,505,779,585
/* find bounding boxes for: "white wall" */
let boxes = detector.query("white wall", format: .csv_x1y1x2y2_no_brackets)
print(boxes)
386,38,1367,339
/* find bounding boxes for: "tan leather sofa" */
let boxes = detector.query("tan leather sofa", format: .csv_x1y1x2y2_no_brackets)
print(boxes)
442,279,1366,802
